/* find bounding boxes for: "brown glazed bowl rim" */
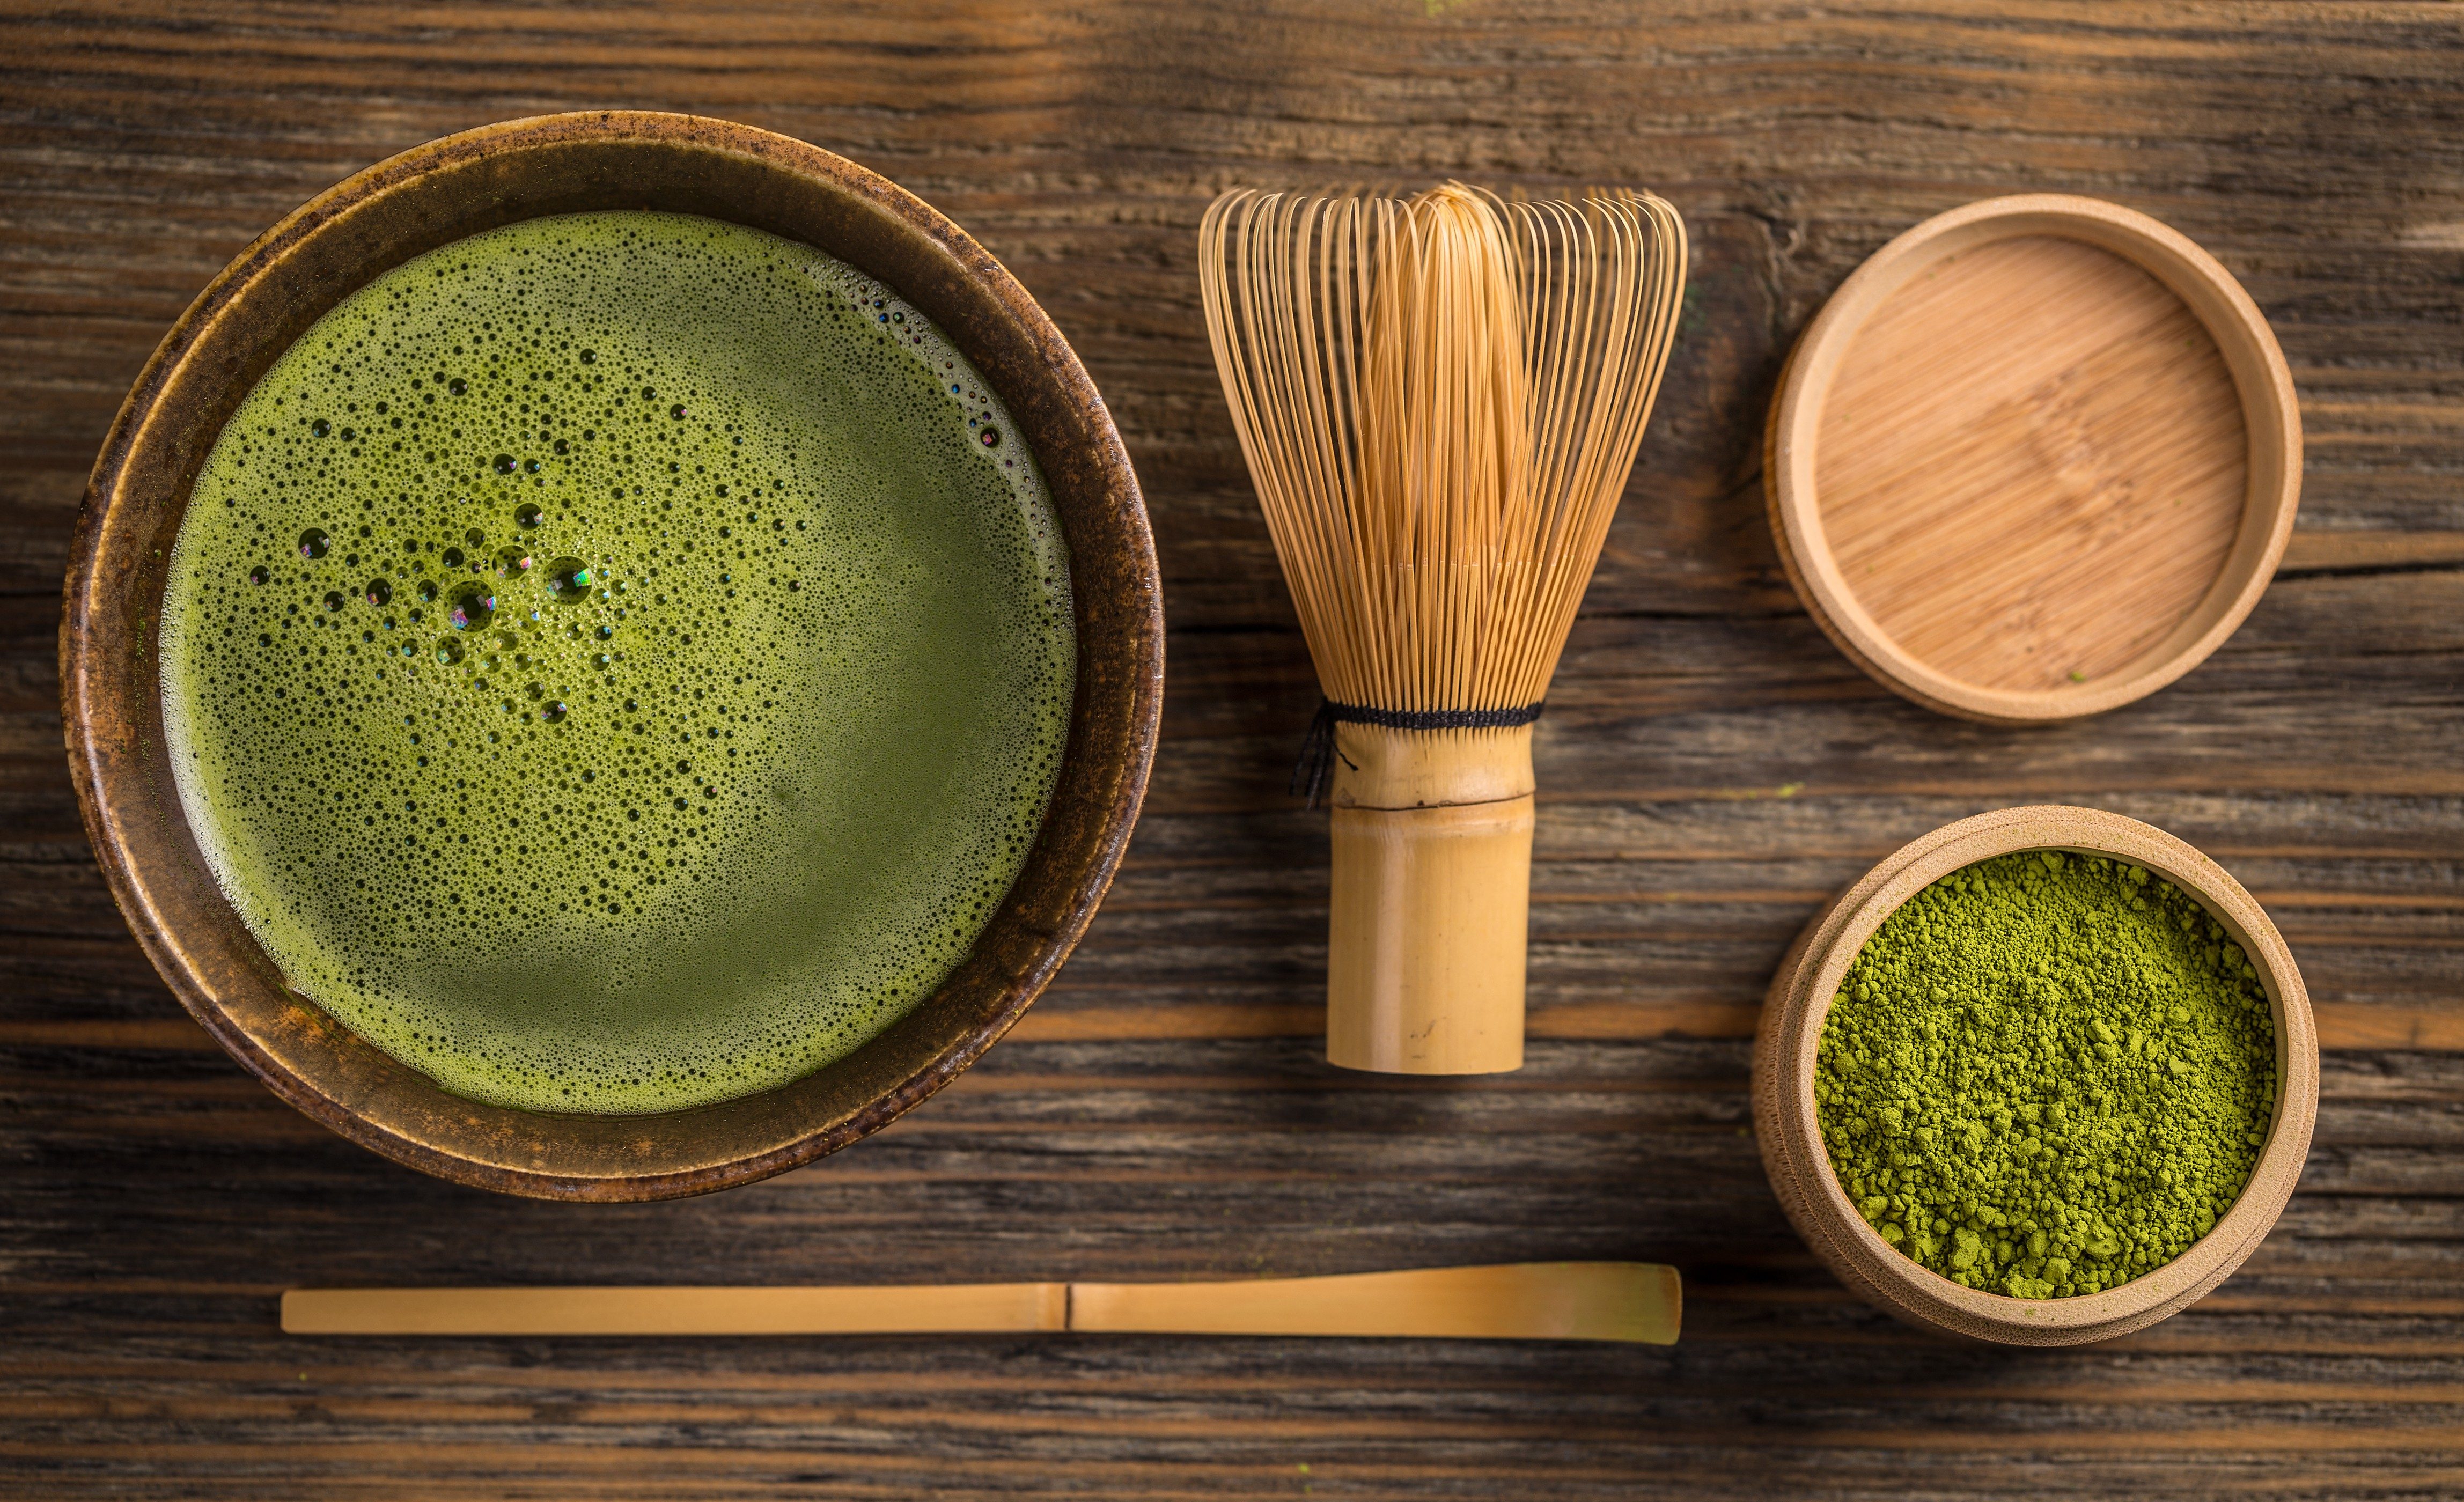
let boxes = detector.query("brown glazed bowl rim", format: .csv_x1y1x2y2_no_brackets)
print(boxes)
1751,805,2319,1345
61,112,1163,1200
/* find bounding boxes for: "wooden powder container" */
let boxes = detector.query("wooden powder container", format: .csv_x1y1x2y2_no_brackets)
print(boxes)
1764,195,2301,723
1753,806,2319,1345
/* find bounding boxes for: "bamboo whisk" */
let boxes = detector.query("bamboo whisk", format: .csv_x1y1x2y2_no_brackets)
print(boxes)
1200,183,1686,1073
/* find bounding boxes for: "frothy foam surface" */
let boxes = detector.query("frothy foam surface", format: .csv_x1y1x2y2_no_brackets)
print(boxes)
161,211,1074,1114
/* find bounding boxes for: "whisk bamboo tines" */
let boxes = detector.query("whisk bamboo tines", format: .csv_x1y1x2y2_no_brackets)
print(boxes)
1200,182,1686,1074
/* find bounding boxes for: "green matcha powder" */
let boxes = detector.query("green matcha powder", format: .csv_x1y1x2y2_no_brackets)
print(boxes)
1815,850,2278,1299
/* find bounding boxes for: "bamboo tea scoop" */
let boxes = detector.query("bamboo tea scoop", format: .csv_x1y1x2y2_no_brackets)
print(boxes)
284,1261,1679,1343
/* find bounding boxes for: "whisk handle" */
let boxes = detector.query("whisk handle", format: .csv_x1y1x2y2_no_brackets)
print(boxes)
1325,725,1535,1073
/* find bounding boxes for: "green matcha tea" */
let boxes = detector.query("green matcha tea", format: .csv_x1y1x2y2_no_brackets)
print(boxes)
1814,851,2276,1299
160,211,1074,1114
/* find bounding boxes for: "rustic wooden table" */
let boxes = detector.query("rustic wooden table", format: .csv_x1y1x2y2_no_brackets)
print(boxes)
5,4,2460,1497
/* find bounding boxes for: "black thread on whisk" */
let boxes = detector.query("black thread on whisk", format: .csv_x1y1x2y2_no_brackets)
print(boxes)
1292,698,1547,810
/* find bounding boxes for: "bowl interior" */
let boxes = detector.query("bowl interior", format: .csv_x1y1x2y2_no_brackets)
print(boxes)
1765,196,2301,724
62,113,1161,1200
1754,805,2318,1344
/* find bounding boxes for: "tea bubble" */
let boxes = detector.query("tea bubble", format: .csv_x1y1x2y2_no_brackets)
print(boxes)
248,565,270,586
442,547,466,569
310,418,332,437
514,503,543,529
446,377,466,395
447,583,496,631
298,528,330,560
546,558,594,601
433,638,464,666
323,590,345,612
417,579,439,603
364,579,393,607
495,545,534,579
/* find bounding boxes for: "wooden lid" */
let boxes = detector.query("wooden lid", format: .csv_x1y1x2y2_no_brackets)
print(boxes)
1764,195,2301,723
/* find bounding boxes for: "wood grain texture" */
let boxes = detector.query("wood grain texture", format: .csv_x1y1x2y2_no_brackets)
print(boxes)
1821,235,2247,688
2,1,2461,1497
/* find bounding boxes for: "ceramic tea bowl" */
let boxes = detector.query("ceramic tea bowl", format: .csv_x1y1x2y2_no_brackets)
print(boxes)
62,112,1162,1200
